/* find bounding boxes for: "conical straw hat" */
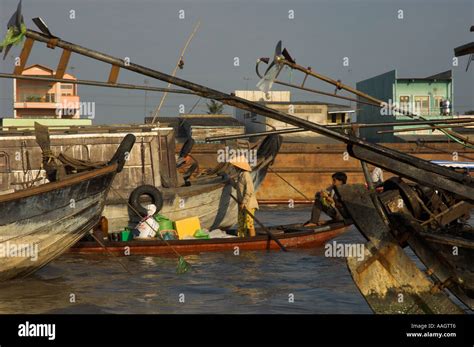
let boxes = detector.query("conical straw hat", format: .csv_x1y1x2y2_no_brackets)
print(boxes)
229,155,251,171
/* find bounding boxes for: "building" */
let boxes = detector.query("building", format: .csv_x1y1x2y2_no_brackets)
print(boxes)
356,70,453,142
234,90,355,142
1,64,92,128
145,114,245,143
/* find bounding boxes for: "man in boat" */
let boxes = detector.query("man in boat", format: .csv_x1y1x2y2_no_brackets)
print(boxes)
304,172,348,226
176,135,198,186
229,156,258,237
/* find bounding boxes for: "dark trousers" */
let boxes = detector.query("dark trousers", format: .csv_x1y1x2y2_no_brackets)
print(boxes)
309,194,343,223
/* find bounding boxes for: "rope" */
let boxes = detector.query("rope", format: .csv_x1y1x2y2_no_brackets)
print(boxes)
416,140,474,161
268,167,311,201
109,186,191,274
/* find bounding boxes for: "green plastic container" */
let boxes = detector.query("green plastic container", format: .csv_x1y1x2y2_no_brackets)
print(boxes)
193,229,210,239
154,214,174,231
121,228,133,242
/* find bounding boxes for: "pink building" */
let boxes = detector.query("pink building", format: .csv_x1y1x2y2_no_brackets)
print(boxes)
13,64,80,119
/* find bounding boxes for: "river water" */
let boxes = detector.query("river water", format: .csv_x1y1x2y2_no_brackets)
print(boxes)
0,206,469,314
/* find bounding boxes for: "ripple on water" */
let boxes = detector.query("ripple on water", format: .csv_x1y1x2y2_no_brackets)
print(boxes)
3,206,459,314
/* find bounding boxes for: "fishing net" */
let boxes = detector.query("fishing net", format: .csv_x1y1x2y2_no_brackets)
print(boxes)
0,23,26,52
176,256,191,274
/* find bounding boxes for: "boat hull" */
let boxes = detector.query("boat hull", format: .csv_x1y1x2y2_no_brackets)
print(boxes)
0,165,117,281
69,223,350,255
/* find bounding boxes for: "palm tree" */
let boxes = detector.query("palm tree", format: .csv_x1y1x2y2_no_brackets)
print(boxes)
206,100,224,114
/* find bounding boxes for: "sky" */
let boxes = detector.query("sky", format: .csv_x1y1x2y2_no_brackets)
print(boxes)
0,0,472,124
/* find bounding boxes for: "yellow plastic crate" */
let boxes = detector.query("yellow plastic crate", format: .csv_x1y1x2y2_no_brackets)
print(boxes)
173,216,201,239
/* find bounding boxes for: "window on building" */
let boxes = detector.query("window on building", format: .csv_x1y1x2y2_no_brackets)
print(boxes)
61,84,74,96
46,93,55,102
399,96,410,114
327,113,346,124
414,96,430,115
434,96,444,109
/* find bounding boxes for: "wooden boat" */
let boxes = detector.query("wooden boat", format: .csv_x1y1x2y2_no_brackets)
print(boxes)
0,127,135,281
104,134,281,232
339,183,472,314
0,126,280,233
69,221,350,256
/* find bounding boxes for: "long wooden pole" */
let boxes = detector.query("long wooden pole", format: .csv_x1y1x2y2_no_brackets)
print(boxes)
281,60,474,146
150,21,201,123
229,193,288,252
206,118,474,142
378,123,474,134
22,29,472,192
0,72,198,94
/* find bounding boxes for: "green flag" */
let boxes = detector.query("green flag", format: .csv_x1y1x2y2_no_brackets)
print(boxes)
0,23,26,51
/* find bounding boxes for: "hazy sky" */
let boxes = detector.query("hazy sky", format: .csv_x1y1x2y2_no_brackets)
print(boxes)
0,0,472,124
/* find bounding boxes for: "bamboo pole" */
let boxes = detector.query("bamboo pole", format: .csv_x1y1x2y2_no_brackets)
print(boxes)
150,21,201,123
206,118,474,142
229,193,288,252
0,72,197,95
378,123,474,134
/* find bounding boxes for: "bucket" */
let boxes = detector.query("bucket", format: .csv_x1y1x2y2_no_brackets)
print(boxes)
121,228,133,242
154,214,174,231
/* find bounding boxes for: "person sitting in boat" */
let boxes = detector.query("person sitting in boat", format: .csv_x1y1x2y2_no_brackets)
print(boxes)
133,204,159,239
229,156,258,237
304,172,348,227
176,136,198,186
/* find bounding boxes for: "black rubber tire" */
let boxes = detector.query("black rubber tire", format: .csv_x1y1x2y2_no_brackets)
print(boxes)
128,185,163,217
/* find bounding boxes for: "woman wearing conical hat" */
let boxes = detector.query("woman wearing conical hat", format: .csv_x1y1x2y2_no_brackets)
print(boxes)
229,155,258,237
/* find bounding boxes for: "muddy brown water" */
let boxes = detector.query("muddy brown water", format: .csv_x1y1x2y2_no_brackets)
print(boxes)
0,206,470,314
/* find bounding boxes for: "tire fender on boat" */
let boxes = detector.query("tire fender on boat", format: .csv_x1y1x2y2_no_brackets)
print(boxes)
108,134,136,173
129,185,164,217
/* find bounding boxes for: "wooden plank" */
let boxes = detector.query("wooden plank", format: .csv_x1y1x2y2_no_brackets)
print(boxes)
55,49,72,79
0,164,117,203
107,65,120,84
149,135,162,187
421,201,473,226
13,38,35,75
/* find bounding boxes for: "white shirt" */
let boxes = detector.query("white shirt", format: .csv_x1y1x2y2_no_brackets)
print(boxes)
371,167,384,184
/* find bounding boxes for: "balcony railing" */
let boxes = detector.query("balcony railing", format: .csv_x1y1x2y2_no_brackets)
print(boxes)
18,94,56,103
